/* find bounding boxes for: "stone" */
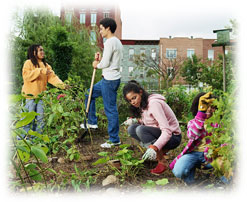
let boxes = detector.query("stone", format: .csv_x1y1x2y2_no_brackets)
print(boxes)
102,175,118,186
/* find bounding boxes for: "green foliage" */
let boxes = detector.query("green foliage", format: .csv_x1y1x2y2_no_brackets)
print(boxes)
180,54,204,87
163,85,191,120
41,75,86,158
10,96,50,187
205,90,236,179
50,26,73,81
181,52,235,92
93,144,144,181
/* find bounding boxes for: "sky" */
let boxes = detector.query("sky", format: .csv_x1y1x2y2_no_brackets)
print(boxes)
4,0,239,39
1,0,247,201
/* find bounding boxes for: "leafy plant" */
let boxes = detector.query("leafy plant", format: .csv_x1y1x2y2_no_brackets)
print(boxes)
205,90,236,180
141,178,169,189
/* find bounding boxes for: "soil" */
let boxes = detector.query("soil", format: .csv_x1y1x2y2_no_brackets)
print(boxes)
11,126,234,193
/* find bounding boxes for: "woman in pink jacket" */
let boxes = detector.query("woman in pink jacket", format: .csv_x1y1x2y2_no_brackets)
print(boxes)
123,80,181,175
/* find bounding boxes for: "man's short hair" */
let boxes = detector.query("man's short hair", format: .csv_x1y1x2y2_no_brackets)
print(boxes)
99,18,117,33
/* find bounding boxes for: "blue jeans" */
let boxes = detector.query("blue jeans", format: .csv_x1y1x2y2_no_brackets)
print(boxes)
22,99,44,136
85,78,120,143
172,151,212,185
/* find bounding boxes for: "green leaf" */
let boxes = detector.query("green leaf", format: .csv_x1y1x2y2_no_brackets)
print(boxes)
155,178,169,186
15,111,39,128
47,114,55,126
92,157,109,166
31,146,48,163
97,152,109,157
47,168,57,175
28,130,50,142
141,180,156,188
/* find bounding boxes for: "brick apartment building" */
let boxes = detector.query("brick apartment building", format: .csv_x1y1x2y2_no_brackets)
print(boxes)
121,37,230,88
60,2,122,48
159,36,230,86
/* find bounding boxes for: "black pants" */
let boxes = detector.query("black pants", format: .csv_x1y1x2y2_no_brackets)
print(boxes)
127,124,181,150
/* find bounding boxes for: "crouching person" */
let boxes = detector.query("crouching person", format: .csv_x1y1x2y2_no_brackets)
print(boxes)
170,92,217,185
123,80,181,175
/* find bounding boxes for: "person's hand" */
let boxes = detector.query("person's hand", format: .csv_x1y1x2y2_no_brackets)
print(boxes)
92,61,99,69
122,117,138,126
95,52,101,61
46,69,52,76
142,145,158,160
198,92,215,112
65,84,71,90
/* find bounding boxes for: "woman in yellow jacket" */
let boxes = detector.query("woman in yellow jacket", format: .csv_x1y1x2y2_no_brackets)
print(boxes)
21,44,66,137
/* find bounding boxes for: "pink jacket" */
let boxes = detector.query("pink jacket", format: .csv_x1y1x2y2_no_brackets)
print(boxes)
140,94,181,150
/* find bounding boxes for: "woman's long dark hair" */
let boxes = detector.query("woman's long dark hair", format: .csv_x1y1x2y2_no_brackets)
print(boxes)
190,92,206,116
27,44,47,67
123,80,150,118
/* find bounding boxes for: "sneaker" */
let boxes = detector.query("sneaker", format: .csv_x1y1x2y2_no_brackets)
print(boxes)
100,141,121,148
80,123,98,129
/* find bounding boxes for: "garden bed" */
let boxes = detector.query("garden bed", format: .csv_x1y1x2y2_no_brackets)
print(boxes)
9,126,234,193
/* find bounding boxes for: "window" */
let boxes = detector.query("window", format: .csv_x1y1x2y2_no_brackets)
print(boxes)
91,13,97,26
187,49,195,58
166,49,177,59
120,66,123,72
103,12,110,18
129,49,134,61
140,49,145,60
128,66,134,73
208,50,214,60
80,13,86,24
139,67,144,79
90,31,97,44
167,67,174,78
65,12,72,24
151,49,156,60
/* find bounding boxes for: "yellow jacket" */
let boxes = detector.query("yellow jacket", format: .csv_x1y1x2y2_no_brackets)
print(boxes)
21,59,65,98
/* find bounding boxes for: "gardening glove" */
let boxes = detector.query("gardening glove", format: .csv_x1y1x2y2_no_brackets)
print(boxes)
142,145,158,161
198,92,215,112
122,117,138,126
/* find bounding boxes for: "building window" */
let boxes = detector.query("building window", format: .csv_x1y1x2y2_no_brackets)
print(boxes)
140,49,145,60
65,12,73,24
91,13,97,26
129,49,134,61
80,13,86,24
167,67,174,78
208,50,214,60
139,67,145,79
103,12,110,18
187,49,195,58
120,66,123,72
151,49,156,60
90,30,97,44
128,66,134,73
166,49,177,59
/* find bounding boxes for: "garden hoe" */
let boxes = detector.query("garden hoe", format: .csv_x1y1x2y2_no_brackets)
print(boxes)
76,53,99,143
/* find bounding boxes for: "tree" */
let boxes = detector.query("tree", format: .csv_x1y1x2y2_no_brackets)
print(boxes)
180,54,205,87
50,26,73,81
134,53,185,89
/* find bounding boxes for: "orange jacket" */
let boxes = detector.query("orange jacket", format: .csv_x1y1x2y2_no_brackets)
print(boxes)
21,59,65,98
